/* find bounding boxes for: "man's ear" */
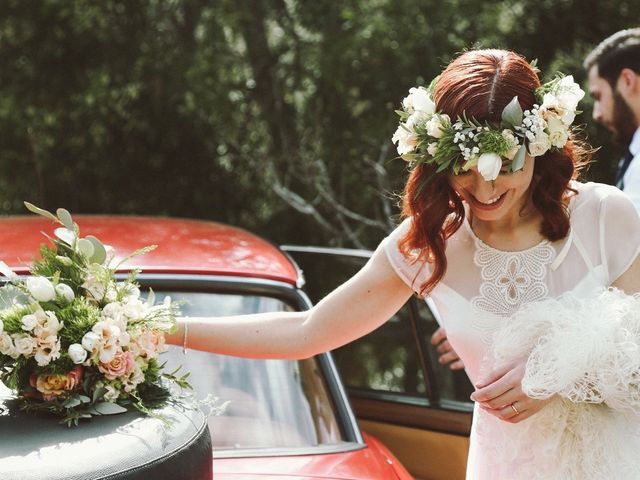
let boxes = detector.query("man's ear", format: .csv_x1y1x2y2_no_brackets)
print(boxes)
617,68,639,96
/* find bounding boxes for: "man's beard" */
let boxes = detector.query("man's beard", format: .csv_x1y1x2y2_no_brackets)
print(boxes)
610,91,638,147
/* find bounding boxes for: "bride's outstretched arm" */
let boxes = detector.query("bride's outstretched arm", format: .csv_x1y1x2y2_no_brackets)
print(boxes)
165,247,413,359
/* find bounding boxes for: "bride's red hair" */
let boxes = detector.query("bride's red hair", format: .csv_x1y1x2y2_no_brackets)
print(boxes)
398,50,586,295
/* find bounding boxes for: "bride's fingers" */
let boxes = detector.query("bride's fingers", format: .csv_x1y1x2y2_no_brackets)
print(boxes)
476,388,520,410
480,400,530,422
471,365,526,402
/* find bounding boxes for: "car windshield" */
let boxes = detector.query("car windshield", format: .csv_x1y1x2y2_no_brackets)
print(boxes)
157,291,347,454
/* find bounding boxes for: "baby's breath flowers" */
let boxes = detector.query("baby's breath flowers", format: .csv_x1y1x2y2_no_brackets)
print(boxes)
392,74,585,182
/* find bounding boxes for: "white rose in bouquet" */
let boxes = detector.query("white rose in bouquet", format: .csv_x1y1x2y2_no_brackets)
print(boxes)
0,333,17,358
12,334,36,356
68,343,88,364
26,276,56,302
21,314,38,331
81,331,100,353
55,283,75,303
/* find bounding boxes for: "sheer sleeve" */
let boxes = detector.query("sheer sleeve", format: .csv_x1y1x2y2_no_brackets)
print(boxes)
598,186,640,283
379,217,431,297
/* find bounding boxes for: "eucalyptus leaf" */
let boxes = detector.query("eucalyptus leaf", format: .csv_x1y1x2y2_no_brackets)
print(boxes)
93,402,128,415
77,238,95,258
511,144,527,172
56,208,74,230
24,202,58,222
63,397,82,408
54,227,76,246
78,395,91,403
501,96,523,128
86,236,107,265
92,386,107,403
0,261,18,280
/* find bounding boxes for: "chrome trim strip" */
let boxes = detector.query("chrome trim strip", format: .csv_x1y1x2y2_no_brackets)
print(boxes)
213,441,365,459
280,245,373,258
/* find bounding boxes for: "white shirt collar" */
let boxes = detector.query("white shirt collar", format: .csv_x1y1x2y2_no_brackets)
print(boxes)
629,127,640,157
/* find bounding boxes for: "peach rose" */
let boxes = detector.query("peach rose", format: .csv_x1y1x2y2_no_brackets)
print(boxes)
98,349,134,380
33,366,84,399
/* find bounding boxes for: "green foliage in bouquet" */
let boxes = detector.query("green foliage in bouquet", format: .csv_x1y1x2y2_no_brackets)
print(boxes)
0,203,190,426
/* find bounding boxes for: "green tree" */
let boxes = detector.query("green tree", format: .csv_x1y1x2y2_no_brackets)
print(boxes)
0,0,636,247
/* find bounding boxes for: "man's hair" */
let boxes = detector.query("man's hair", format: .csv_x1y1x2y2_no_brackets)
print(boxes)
584,28,640,87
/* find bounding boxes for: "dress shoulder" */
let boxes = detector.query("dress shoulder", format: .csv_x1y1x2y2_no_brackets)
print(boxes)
379,217,431,296
570,181,640,283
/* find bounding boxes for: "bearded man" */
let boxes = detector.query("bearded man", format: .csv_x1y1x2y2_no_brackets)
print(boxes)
585,28,640,212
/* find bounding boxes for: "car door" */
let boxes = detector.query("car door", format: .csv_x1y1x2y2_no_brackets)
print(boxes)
281,246,474,480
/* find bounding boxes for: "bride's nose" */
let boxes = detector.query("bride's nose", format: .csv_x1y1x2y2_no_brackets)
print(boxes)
468,169,496,197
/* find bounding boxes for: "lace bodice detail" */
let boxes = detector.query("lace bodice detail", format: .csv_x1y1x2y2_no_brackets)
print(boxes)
468,235,556,346
471,237,556,317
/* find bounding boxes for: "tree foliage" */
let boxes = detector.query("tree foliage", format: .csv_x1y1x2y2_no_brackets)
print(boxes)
0,0,636,247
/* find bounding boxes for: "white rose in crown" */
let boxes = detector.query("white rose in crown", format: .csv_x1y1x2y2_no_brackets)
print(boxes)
425,114,449,139
546,114,570,148
528,132,552,157
477,152,503,181
392,124,419,156
501,130,521,160
556,76,585,112
26,276,56,302
402,87,435,115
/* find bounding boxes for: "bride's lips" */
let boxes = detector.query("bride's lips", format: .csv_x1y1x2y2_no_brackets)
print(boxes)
467,191,508,211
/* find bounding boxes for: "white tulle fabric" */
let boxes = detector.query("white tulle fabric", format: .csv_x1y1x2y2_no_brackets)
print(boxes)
380,181,640,479
485,288,640,479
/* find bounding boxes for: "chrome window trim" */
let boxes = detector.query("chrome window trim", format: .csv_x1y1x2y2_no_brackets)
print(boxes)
214,441,365,459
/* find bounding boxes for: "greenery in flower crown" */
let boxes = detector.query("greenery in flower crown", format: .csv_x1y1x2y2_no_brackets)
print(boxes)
392,72,585,182
0,203,191,426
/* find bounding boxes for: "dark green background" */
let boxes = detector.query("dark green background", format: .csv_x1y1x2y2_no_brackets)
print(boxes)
0,1,636,247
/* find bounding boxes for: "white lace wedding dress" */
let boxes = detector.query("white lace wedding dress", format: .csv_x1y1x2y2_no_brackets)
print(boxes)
381,181,640,479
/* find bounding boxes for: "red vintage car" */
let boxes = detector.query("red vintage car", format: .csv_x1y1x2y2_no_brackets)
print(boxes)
0,215,412,480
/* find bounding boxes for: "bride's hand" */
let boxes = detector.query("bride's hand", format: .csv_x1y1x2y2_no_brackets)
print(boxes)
470,362,554,423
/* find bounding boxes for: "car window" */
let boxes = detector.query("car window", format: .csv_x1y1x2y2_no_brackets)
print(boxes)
154,291,347,452
282,248,474,407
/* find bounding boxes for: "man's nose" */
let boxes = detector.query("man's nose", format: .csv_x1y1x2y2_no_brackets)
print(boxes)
592,103,603,123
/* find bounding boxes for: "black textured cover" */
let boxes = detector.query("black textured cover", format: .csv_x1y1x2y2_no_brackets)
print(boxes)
0,387,212,480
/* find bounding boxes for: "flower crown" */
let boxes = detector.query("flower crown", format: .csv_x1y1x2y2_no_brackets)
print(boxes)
391,74,585,181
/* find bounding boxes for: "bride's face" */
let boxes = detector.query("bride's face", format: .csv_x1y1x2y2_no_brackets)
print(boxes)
448,154,536,223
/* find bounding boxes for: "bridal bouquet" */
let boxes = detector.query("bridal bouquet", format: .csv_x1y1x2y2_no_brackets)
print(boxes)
0,203,189,425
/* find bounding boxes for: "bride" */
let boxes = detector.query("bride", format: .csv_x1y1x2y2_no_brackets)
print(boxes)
167,49,640,479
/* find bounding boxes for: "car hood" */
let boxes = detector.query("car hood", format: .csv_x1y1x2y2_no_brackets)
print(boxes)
213,438,405,479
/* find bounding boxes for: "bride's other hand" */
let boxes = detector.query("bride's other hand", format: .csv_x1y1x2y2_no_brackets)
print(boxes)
430,327,465,370
470,362,554,423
